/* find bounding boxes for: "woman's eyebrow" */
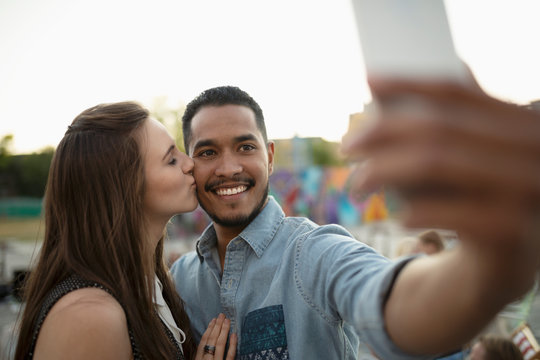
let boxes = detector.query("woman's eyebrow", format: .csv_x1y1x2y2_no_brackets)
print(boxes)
162,144,175,161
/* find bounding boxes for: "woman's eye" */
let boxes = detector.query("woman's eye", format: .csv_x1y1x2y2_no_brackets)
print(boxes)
168,158,177,165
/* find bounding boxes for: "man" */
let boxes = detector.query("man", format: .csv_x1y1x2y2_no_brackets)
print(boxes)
171,83,540,359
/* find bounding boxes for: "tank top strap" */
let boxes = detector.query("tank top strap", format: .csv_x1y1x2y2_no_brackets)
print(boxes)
159,316,185,359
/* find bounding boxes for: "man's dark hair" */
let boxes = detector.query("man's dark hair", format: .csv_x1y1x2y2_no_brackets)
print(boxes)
182,86,267,154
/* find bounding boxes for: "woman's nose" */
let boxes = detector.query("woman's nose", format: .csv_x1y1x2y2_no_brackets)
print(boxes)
181,153,195,174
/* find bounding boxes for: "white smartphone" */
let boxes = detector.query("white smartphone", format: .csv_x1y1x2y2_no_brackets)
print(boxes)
351,0,468,83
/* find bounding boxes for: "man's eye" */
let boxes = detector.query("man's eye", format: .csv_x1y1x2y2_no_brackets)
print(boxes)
240,144,255,151
199,149,215,157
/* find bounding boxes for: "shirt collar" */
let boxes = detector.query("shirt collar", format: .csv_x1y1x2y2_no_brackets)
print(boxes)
196,196,285,261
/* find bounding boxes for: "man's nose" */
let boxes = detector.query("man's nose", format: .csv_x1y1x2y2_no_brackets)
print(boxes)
215,152,242,177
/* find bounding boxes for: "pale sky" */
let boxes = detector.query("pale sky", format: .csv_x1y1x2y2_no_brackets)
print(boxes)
1,0,539,154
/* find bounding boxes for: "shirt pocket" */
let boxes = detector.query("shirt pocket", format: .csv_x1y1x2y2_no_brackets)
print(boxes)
239,304,289,360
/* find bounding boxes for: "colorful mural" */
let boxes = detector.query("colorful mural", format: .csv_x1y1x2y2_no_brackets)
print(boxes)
269,166,390,226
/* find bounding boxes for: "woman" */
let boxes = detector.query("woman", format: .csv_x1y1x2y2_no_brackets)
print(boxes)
14,102,236,359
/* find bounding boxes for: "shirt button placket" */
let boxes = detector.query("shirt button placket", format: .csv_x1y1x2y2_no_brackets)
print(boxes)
220,239,245,332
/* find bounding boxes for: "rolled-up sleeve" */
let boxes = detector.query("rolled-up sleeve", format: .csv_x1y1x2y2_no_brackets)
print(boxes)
296,225,433,359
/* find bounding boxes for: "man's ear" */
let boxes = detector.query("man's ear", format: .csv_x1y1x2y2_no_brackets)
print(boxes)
267,141,275,175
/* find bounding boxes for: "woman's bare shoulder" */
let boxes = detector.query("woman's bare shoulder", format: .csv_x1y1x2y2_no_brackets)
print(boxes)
34,287,132,360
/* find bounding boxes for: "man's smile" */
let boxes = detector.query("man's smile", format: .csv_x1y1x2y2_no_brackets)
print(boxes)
215,185,248,196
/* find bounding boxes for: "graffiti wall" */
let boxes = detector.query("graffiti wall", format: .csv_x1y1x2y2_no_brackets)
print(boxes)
269,166,390,227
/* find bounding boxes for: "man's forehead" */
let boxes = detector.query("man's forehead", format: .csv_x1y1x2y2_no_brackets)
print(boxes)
190,105,262,142
193,104,254,121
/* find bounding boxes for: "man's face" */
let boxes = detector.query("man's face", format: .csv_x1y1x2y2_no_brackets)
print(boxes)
188,104,274,231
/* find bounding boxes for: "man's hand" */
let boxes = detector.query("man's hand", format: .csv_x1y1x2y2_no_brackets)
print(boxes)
342,77,540,355
342,78,540,248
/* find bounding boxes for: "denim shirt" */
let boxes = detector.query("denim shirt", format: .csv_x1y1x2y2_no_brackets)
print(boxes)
170,197,428,360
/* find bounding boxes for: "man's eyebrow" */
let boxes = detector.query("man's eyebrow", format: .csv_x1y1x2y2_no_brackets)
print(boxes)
192,139,215,150
234,134,257,143
162,144,175,161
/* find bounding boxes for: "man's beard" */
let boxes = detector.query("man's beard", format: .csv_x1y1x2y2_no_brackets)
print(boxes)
199,183,269,228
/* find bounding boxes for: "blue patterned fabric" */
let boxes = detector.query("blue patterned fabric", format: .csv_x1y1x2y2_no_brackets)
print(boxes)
239,305,288,359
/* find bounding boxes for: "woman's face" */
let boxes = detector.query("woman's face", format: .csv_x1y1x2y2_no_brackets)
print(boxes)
141,118,198,225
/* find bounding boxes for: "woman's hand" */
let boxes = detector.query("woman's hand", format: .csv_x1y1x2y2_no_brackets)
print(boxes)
195,313,237,360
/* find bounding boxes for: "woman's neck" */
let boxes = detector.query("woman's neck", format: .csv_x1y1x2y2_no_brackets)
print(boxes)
146,217,168,249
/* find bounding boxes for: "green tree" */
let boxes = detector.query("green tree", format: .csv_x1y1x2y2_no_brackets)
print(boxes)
0,135,54,198
14,147,54,197
0,134,13,168
0,134,15,196
311,138,346,166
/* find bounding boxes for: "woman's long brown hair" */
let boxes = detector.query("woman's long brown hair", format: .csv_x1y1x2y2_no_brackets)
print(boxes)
15,102,196,359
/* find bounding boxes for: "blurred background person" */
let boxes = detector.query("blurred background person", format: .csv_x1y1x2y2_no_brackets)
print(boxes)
414,230,445,255
468,334,523,360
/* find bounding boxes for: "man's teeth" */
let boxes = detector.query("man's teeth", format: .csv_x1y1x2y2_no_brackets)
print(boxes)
216,185,247,196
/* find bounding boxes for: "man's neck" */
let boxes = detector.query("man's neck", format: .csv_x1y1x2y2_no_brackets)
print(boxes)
212,197,271,271
213,223,246,272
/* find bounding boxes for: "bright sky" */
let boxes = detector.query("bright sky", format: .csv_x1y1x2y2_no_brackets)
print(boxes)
1,0,539,154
